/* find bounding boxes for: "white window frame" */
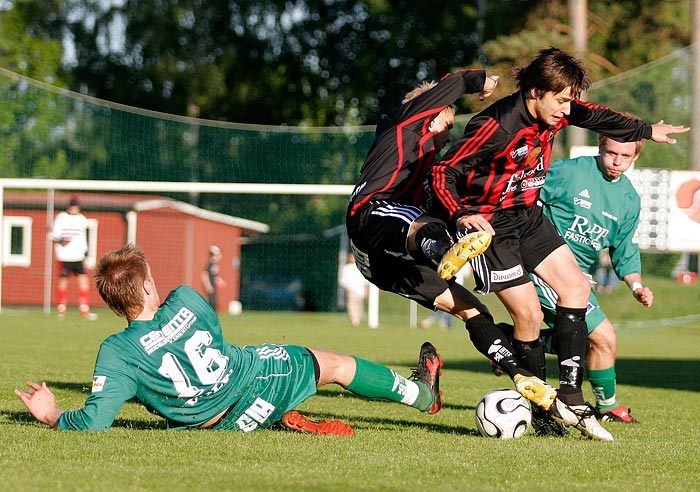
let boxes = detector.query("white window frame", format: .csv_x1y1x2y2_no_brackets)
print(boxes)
3,216,33,267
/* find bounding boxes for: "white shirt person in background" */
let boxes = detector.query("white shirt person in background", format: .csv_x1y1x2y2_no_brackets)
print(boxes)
52,197,96,320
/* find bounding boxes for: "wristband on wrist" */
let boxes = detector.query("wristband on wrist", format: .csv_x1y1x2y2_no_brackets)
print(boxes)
630,281,643,292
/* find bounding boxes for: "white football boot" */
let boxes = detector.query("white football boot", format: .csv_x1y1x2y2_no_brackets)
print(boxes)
550,398,614,441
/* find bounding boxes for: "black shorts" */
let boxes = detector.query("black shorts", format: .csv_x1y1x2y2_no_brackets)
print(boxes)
346,201,452,309
469,206,565,294
59,260,86,277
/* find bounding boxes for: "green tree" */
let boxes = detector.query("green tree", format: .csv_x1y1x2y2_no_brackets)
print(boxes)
0,1,78,178
0,0,65,83
4,0,541,126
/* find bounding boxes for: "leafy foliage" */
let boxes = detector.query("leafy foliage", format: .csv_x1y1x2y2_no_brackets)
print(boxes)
0,0,551,126
0,1,695,279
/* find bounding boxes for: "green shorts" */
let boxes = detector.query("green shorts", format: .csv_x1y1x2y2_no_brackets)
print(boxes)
531,273,606,353
213,344,318,432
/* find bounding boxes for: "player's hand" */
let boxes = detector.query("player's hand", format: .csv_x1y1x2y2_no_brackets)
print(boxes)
456,214,495,236
14,381,63,428
480,76,499,101
650,120,690,144
632,286,654,308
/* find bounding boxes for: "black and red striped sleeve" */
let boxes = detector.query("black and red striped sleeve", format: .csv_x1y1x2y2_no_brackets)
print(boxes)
567,100,653,141
393,70,487,124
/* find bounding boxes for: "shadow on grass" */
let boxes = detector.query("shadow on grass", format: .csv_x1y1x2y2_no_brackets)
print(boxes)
44,381,92,393
315,416,479,436
2,409,40,426
311,388,479,435
614,358,700,392
442,358,700,392
271,406,479,436
1,409,167,430
10,382,471,434
315,387,476,411
4,406,472,436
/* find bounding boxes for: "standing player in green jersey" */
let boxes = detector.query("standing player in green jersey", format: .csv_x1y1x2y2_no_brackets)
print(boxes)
15,244,443,435
532,129,653,426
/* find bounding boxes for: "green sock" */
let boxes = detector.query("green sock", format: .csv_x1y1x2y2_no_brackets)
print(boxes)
345,356,433,411
588,366,617,411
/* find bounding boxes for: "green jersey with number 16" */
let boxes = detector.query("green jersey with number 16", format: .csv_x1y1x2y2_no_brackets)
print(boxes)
538,155,642,278
58,285,263,430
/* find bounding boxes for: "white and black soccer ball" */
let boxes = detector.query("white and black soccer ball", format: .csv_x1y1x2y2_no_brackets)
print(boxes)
475,388,532,439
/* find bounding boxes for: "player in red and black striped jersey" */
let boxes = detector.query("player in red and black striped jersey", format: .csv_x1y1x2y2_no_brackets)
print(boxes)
430,47,688,440
346,70,561,416
347,69,497,296
348,70,490,214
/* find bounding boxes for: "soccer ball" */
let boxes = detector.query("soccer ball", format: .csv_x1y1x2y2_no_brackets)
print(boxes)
475,388,532,439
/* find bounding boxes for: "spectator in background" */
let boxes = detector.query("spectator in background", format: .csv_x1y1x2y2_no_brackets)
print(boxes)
595,249,619,294
52,196,96,320
339,253,369,327
420,310,452,331
201,245,226,310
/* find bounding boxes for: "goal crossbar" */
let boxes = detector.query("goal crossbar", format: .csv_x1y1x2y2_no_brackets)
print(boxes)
0,178,354,195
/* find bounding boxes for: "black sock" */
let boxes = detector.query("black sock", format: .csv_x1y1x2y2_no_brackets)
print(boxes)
513,338,546,381
414,222,453,265
465,314,531,379
553,306,588,405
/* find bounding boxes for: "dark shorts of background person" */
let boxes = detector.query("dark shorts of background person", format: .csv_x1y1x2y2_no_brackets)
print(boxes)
58,260,86,277
207,292,217,309
346,200,453,309
468,206,565,295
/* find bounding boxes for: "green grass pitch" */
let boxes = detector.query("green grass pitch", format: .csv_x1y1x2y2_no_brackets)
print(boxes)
1,275,699,491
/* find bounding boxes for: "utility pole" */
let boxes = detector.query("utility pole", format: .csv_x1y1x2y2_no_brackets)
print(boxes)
689,0,700,275
569,0,588,151
691,0,700,170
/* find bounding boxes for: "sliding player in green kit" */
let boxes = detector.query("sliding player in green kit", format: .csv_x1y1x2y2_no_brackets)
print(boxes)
15,244,442,435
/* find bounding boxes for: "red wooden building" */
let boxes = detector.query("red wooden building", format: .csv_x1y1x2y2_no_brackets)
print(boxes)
1,191,268,313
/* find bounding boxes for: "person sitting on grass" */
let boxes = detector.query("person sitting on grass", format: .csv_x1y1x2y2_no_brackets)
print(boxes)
15,244,442,435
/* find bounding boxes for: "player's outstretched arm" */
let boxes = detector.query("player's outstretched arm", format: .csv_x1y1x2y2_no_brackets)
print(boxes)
14,381,64,428
650,120,690,144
